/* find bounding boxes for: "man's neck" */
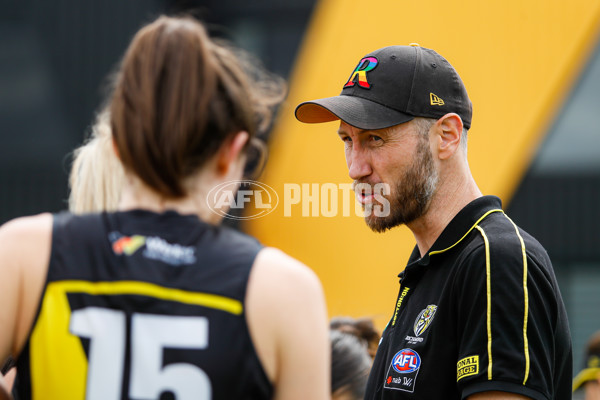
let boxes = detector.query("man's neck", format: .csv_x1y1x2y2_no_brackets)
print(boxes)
408,176,482,258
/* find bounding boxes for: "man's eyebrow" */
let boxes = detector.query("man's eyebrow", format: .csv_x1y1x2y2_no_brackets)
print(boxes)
337,127,367,136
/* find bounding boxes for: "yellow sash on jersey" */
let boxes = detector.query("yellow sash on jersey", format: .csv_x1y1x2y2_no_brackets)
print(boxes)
29,280,242,399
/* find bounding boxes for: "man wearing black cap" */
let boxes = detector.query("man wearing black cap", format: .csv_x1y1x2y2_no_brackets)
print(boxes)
295,45,572,399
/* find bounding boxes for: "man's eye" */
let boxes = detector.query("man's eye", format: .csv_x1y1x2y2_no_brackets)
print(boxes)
370,135,382,142
340,136,352,143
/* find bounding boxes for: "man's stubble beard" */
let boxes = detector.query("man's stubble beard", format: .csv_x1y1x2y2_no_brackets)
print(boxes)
364,135,439,233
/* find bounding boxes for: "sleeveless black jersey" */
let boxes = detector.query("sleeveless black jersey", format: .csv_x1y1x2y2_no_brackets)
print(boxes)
15,210,273,400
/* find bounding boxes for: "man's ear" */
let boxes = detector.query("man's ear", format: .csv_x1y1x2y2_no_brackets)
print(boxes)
216,131,250,175
435,113,463,160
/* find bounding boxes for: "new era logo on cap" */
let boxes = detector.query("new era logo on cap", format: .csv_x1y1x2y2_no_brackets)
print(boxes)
430,93,444,106
295,45,472,131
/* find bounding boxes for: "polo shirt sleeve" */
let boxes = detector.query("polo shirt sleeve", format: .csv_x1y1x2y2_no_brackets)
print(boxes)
452,231,563,400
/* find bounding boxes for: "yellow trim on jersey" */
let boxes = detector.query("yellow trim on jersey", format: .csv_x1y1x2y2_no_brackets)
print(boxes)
428,209,503,257
426,208,531,384
29,280,243,399
475,225,493,380
426,208,503,381
50,280,244,315
31,280,87,399
503,214,531,385
472,216,530,385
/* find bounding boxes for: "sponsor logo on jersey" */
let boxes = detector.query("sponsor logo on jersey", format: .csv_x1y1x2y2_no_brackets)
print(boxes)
143,236,196,266
384,348,421,393
457,355,479,381
413,304,437,337
404,335,424,345
109,232,196,266
391,286,410,326
110,234,146,256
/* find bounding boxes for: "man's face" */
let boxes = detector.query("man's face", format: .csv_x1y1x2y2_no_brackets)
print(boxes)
337,119,438,232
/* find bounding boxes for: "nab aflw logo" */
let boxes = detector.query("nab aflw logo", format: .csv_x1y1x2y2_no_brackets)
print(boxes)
206,180,279,220
385,348,421,393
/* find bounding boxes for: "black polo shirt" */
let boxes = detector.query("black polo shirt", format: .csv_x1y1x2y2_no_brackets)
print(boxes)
364,196,572,400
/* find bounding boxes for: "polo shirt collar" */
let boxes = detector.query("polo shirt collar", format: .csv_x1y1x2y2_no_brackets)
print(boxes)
403,195,504,272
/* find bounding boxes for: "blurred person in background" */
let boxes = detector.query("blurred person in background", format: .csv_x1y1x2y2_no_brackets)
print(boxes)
0,358,15,396
0,15,330,400
68,110,124,214
574,331,600,399
330,316,380,400
330,330,371,400
330,316,380,359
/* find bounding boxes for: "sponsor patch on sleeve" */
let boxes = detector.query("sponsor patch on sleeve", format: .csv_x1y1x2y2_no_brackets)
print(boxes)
457,355,479,381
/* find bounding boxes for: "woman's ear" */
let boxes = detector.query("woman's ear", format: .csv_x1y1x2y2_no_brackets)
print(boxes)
216,131,250,175
435,113,463,160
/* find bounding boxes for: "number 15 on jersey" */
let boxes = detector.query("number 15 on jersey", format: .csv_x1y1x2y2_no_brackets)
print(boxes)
70,307,212,400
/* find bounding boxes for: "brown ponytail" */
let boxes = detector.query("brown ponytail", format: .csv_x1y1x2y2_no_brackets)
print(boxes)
110,16,283,198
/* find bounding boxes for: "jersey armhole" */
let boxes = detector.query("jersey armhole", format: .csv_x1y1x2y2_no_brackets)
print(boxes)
240,246,274,397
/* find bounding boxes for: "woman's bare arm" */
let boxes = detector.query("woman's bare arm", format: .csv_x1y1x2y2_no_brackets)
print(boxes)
0,214,52,371
246,247,330,400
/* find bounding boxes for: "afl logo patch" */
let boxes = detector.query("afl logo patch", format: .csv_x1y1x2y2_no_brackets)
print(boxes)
392,349,421,374
413,304,437,337
385,349,421,392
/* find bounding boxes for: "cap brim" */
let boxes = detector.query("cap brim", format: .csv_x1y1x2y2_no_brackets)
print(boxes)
573,367,600,391
295,95,414,130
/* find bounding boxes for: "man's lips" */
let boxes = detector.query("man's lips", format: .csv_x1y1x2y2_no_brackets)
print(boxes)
355,191,375,205
353,181,390,205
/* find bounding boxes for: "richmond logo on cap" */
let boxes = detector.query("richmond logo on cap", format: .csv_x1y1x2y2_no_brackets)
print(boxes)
344,56,378,89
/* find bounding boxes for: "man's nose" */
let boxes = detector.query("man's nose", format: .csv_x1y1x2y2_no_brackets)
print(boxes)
347,146,372,180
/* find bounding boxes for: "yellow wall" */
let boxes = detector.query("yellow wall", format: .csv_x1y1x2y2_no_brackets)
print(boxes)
246,0,600,329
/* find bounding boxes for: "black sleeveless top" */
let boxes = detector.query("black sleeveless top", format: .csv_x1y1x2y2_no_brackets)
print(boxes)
16,210,272,400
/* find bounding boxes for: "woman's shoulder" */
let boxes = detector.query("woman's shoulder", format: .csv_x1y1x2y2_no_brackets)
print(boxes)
0,212,54,281
253,247,322,291
0,213,53,359
0,213,53,246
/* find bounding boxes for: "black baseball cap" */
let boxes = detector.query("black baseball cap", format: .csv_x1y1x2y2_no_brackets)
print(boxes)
295,44,472,130
573,331,600,391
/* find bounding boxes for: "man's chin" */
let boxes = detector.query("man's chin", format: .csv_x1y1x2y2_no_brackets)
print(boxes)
364,214,402,233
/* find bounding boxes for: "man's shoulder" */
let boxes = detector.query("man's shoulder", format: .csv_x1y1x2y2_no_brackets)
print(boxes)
478,211,548,256
455,211,555,281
